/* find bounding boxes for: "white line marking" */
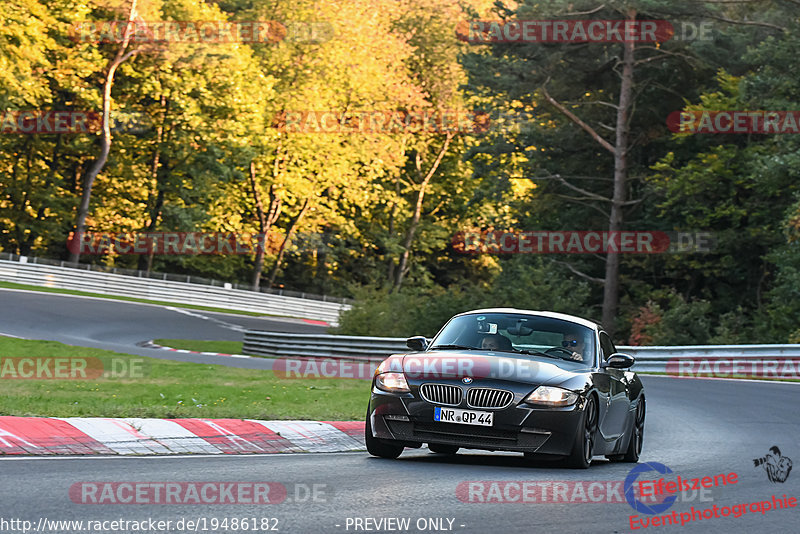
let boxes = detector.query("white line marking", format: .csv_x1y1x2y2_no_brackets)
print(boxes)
641,374,800,385
165,306,247,332
0,287,302,323
0,451,366,461
0,332,25,339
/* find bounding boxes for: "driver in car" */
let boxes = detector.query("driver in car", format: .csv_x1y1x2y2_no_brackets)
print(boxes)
562,332,588,362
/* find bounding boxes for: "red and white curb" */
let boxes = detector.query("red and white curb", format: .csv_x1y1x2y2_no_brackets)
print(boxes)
0,416,365,456
139,340,251,359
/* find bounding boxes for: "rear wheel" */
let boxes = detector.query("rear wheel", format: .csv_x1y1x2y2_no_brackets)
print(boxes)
565,395,597,469
428,443,459,454
621,397,645,463
365,411,404,459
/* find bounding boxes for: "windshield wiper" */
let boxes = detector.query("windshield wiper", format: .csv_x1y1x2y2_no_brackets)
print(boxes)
515,349,563,360
429,344,478,350
473,348,557,359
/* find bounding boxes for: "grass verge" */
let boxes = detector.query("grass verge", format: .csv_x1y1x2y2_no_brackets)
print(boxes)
0,281,271,317
153,339,244,354
0,337,368,419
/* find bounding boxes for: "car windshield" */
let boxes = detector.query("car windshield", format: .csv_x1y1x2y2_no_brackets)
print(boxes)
430,313,596,364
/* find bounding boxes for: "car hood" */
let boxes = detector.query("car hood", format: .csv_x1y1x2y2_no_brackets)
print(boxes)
379,350,578,386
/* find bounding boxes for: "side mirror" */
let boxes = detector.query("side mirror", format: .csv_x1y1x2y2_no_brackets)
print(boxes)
406,336,429,352
603,353,635,369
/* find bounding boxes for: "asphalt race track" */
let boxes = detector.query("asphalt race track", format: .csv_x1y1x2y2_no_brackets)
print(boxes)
1,376,798,533
0,288,326,369
1,289,799,532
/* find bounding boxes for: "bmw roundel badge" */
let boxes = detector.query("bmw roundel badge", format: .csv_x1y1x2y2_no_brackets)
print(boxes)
462,377,473,384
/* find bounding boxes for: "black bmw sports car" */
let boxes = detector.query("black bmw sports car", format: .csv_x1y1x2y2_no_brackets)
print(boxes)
365,309,645,468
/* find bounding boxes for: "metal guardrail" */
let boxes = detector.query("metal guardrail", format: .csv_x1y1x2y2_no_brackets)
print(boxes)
243,331,800,375
621,344,800,373
0,257,349,325
0,252,351,304
243,331,405,361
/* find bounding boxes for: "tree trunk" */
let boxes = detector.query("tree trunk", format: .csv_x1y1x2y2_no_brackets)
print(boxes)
267,197,310,288
139,95,168,272
249,161,281,290
16,141,35,254
386,176,399,284
142,188,164,273
68,0,140,263
601,9,636,337
394,132,453,290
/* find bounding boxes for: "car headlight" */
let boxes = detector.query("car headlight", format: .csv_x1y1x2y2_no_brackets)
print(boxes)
375,372,410,393
523,386,579,407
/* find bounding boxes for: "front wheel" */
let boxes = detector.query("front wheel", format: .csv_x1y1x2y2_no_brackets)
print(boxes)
365,411,404,459
565,395,597,469
621,397,645,463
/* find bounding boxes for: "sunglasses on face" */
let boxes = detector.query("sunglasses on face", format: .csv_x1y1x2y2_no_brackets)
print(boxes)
562,339,581,347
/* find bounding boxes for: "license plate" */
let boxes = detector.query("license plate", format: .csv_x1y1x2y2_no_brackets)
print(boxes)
434,406,493,426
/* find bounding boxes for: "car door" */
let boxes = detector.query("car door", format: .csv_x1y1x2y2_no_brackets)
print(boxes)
590,331,616,442
599,331,630,438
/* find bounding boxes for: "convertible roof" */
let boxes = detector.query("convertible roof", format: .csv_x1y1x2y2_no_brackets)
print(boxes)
454,308,601,331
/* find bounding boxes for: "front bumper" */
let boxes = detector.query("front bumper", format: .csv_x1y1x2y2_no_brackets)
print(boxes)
368,385,585,456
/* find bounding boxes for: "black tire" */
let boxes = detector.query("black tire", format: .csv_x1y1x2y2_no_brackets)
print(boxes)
621,396,645,463
565,395,597,469
365,411,404,459
428,443,459,454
